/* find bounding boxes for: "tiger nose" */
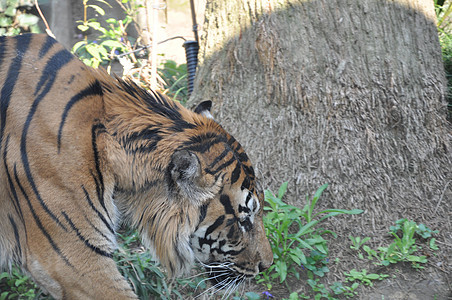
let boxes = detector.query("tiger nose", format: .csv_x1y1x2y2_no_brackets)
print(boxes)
258,259,273,272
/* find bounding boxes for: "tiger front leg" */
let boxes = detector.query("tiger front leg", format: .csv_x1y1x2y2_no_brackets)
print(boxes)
25,242,137,299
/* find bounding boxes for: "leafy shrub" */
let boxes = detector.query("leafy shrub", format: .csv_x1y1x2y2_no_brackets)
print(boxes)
257,182,363,289
0,0,40,36
158,60,188,104
72,0,131,68
0,267,41,300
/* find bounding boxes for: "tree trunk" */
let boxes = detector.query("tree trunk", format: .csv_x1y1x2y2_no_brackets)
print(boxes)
189,0,451,295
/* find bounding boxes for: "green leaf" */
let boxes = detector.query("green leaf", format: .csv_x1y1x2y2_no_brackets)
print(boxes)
366,273,381,280
244,292,261,300
77,24,89,32
85,44,102,60
430,238,439,250
315,243,328,254
407,255,427,263
289,292,299,300
275,260,287,282
87,4,105,15
313,208,363,219
87,21,104,32
312,183,328,202
101,40,124,49
16,13,39,26
0,16,12,27
277,181,288,199
30,24,41,33
72,40,87,53
289,253,301,265
381,260,391,266
5,6,16,17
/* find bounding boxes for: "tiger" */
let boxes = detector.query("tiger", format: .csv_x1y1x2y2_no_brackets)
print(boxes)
0,33,273,299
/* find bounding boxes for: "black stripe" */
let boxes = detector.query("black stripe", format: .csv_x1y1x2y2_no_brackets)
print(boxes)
34,49,73,96
238,205,250,214
0,34,32,145
57,80,103,152
13,165,72,267
220,194,235,215
61,211,113,258
38,35,57,58
8,214,22,263
198,203,208,224
227,223,238,239
19,49,73,230
245,192,252,206
119,79,185,122
91,171,112,223
0,36,5,71
84,215,115,246
182,135,227,154
91,123,112,221
230,163,242,185
216,240,245,256
3,135,24,223
205,157,236,175
205,215,225,238
208,148,231,169
122,128,163,154
82,185,115,235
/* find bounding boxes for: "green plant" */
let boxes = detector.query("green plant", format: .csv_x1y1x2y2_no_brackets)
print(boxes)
158,60,188,104
114,227,205,299
72,0,129,68
329,281,359,298
363,219,436,269
344,269,388,287
349,236,370,251
389,218,438,239
349,235,371,259
232,291,265,300
306,279,336,300
257,182,363,289
0,267,42,300
0,0,40,36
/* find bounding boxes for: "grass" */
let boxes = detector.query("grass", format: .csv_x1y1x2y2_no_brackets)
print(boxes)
257,182,363,290
0,267,41,300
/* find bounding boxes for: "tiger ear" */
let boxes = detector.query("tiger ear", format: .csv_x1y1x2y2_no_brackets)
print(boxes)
169,150,211,204
169,150,200,185
194,100,213,119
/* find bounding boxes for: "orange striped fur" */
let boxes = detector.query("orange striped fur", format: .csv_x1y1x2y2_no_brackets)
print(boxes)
0,34,272,299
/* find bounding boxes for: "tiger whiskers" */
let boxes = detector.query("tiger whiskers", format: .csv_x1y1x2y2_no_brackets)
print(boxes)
194,269,232,291
194,276,230,299
221,274,246,300
192,260,246,299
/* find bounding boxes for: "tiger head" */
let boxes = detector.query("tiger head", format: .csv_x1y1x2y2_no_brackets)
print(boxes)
101,78,273,290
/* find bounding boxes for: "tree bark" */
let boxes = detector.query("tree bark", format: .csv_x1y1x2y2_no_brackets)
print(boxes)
189,0,451,261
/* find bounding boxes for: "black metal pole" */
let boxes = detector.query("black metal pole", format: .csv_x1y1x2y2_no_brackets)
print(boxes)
189,0,199,43
185,0,199,97
183,40,199,96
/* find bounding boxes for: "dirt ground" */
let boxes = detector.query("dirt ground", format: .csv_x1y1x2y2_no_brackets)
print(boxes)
240,197,452,300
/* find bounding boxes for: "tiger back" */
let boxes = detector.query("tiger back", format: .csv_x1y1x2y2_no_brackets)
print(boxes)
0,34,272,299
